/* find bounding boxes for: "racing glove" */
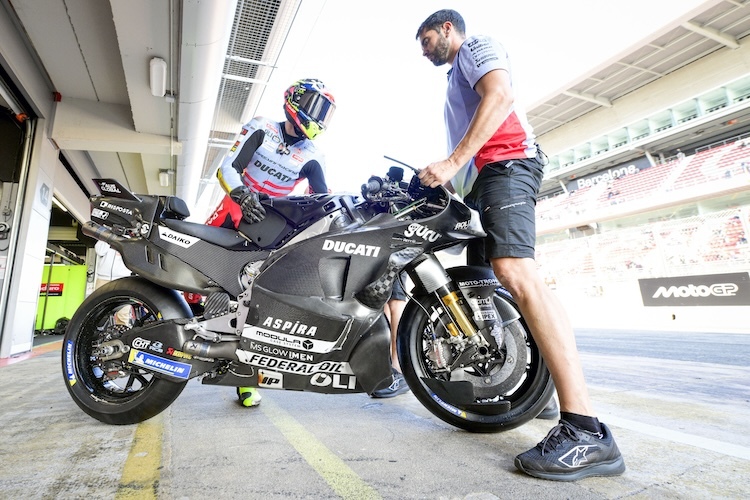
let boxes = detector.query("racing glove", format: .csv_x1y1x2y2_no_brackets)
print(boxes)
230,186,266,224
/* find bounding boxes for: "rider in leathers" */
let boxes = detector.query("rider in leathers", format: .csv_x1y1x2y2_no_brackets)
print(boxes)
205,79,336,407
206,78,336,229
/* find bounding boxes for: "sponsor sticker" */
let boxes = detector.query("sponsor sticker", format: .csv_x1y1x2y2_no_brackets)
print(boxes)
404,223,441,242
91,208,109,220
65,340,76,386
457,278,499,288
234,352,353,375
99,181,122,194
245,341,314,362
166,347,193,360
473,310,498,321
242,326,338,354
262,317,318,336
128,349,191,380
132,337,151,350
258,369,284,388
321,239,381,257
158,226,200,248
99,200,133,216
309,373,357,390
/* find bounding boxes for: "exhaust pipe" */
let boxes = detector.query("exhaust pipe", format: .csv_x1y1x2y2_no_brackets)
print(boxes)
182,339,240,360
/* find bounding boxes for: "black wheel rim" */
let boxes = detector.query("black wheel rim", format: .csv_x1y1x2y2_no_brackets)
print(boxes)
73,296,161,404
411,300,543,414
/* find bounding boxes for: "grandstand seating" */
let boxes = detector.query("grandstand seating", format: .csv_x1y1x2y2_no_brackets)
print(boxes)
538,138,750,226
671,142,750,190
537,209,750,283
536,137,750,283
592,160,676,209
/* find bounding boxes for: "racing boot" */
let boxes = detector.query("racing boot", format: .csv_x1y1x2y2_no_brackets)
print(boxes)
237,387,262,407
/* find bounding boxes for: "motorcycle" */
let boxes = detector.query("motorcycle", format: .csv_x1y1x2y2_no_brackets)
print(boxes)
62,164,553,432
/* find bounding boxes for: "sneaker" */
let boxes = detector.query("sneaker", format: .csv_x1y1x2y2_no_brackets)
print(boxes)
237,387,262,407
371,370,410,398
535,398,559,420
515,420,625,481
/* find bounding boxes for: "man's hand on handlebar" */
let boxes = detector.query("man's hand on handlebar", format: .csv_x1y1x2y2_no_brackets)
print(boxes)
418,158,461,188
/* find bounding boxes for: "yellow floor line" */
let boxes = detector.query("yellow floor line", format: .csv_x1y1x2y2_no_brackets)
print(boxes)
261,398,382,500
116,413,164,500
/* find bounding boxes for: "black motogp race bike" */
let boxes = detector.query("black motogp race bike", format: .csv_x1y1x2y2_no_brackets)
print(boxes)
62,164,554,432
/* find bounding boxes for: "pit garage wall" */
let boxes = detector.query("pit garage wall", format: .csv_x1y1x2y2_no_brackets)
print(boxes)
0,6,90,357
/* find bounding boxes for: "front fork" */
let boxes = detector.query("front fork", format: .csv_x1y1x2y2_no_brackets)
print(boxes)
407,255,492,346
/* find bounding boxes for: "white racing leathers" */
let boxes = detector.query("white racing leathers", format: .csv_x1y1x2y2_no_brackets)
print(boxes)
218,116,327,198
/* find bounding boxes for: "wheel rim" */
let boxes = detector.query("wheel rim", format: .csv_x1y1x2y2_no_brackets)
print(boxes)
410,298,544,415
73,296,162,403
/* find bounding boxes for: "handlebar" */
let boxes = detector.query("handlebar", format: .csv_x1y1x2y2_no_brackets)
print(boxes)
359,163,448,217
362,176,383,196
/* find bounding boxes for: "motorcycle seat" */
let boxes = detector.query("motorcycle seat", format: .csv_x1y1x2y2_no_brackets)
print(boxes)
162,196,191,219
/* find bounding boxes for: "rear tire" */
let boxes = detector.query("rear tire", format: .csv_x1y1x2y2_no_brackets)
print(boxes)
61,277,192,425
397,290,554,433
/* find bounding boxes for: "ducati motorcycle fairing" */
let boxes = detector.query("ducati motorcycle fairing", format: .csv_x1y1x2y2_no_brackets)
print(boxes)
64,168,554,431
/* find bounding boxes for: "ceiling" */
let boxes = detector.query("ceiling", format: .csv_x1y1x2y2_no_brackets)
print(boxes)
2,0,750,255
529,0,750,191
529,0,750,136
2,0,299,207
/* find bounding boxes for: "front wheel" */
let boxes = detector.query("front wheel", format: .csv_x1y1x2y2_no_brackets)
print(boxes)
61,277,192,425
397,291,554,433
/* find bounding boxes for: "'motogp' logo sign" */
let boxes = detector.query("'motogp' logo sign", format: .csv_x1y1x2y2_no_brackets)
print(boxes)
639,273,750,306
652,283,738,298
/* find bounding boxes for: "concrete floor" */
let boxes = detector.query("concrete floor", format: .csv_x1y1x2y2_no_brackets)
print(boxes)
1,331,749,499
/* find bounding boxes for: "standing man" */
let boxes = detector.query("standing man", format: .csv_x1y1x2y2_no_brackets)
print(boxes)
207,78,336,407
206,78,335,229
415,10,624,481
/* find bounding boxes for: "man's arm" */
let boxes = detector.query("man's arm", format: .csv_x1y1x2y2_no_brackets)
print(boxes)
418,68,514,188
300,160,329,193
217,128,265,194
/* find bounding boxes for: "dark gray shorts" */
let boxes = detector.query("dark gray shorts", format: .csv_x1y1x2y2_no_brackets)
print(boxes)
464,156,544,263
390,273,407,301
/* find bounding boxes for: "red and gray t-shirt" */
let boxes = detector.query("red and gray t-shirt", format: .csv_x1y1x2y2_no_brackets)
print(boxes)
445,35,537,197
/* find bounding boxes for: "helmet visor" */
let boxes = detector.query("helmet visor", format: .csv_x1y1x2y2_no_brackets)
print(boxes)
299,92,336,129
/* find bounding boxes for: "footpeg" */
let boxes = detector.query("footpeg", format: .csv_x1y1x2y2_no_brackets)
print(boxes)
203,292,230,319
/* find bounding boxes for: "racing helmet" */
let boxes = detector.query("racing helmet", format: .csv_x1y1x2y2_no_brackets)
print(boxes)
283,79,336,140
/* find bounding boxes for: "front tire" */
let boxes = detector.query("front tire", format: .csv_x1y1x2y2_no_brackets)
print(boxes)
397,291,554,433
61,277,192,425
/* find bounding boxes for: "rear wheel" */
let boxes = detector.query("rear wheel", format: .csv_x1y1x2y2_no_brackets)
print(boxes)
61,277,192,425
397,291,554,433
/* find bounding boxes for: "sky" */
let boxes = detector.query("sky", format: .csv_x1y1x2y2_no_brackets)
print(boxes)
252,0,718,194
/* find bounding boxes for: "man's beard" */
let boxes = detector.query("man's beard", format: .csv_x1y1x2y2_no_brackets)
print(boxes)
429,35,451,66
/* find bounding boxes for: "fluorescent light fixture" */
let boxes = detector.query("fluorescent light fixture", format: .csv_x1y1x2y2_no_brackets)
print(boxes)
52,196,68,212
150,57,167,97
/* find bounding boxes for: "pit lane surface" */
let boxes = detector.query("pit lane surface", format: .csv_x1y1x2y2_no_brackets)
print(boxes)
1,329,748,499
